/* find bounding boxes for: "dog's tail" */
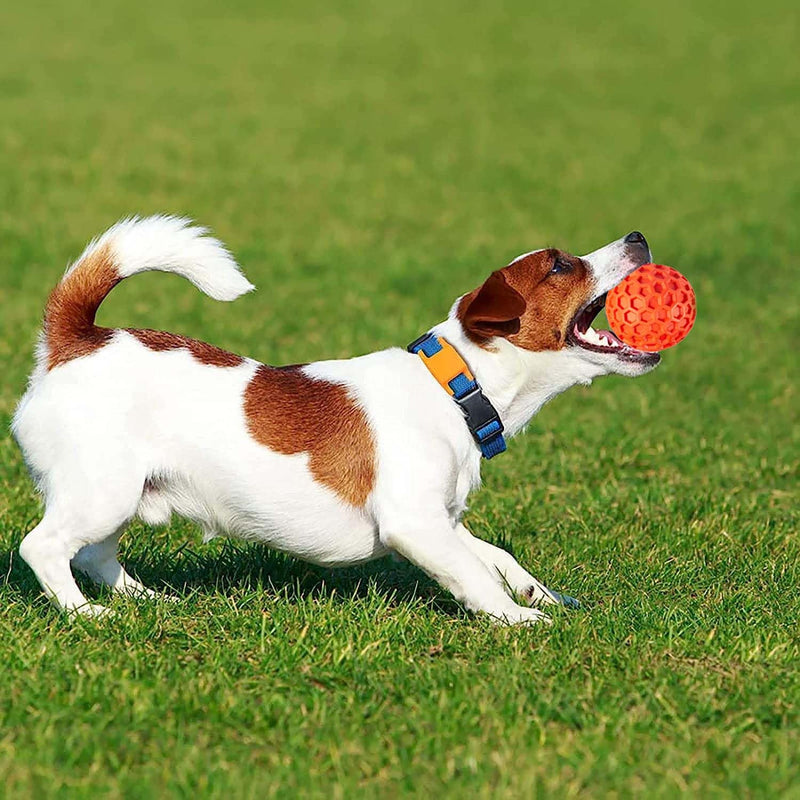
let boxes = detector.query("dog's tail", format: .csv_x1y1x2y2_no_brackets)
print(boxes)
40,215,254,370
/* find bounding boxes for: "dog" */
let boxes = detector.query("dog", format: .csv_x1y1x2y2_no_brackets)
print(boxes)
12,217,658,623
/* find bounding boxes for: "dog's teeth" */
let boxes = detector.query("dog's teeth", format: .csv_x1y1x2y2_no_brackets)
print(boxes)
582,326,620,349
586,327,603,344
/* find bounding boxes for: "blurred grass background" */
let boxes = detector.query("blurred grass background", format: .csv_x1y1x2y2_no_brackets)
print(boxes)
0,0,798,796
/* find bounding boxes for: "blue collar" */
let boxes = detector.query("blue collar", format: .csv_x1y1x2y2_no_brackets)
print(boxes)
407,332,507,459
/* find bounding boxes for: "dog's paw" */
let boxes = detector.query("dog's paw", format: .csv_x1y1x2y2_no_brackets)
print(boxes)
523,579,580,609
67,603,112,619
491,606,552,627
125,586,180,603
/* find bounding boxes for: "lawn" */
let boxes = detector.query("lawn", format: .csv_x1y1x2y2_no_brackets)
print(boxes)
0,0,798,796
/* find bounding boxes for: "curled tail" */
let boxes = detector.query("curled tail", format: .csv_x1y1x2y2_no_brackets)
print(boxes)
41,216,254,370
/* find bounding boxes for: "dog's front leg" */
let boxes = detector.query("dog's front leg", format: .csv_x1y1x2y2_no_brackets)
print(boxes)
380,515,551,626
456,523,579,608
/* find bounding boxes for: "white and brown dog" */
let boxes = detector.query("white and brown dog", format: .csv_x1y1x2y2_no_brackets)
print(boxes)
13,217,658,623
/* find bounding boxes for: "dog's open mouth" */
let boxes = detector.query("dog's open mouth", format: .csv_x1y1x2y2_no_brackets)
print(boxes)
566,294,659,364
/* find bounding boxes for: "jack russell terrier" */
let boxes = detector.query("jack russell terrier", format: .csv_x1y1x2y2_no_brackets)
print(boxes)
13,217,658,623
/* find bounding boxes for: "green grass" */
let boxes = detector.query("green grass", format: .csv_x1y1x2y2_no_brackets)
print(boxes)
1,0,798,796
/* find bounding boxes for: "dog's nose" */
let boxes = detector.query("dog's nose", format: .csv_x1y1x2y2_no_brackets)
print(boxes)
624,231,648,248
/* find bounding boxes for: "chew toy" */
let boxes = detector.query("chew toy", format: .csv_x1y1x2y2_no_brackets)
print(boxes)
605,264,696,351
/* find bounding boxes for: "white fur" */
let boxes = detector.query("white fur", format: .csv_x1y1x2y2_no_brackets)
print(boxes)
13,221,655,623
68,215,254,300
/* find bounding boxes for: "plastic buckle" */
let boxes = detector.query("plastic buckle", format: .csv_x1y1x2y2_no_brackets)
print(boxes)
409,335,474,395
455,387,504,441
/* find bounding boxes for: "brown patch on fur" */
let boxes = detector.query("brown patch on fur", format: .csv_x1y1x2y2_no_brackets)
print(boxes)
243,365,376,507
458,249,593,351
43,239,247,371
128,329,244,367
44,243,119,369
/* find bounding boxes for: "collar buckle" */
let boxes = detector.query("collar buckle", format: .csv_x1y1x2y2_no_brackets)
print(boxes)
455,387,504,440
455,387,506,458
408,332,507,459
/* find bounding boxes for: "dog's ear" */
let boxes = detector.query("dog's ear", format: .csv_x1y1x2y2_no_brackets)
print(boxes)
460,270,526,339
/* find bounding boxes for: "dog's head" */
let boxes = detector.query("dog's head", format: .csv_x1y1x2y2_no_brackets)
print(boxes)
456,232,661,378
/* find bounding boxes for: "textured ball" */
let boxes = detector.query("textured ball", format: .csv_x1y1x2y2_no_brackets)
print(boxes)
606,264,696,352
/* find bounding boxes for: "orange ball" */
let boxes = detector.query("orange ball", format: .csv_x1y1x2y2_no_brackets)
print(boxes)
605,264,696,352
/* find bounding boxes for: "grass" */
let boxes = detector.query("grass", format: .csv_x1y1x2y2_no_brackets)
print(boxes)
0,0,798,796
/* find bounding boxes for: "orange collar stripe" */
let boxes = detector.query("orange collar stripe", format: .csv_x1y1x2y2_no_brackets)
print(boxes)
414,336,474,396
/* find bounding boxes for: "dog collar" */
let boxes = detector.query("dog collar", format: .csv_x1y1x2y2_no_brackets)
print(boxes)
407,332,506,459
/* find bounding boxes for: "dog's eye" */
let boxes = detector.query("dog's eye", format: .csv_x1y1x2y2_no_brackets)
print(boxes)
550,258,573,275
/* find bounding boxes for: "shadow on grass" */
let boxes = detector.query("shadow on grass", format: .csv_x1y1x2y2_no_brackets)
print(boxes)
0,535,462,617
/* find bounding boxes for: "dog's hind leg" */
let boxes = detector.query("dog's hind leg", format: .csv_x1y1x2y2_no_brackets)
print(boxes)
20,514,112,617
19,467,144,616
71,534,164,600
457,524,579,608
